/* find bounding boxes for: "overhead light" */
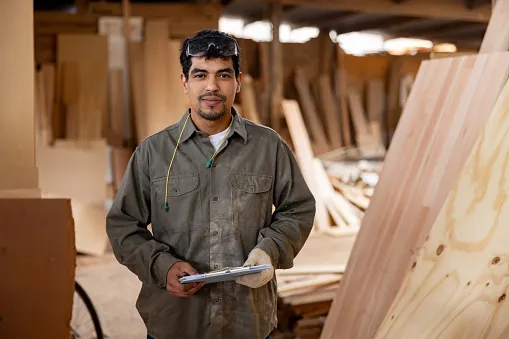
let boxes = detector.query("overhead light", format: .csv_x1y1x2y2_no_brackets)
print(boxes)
433,43,457,53
384,38,433,55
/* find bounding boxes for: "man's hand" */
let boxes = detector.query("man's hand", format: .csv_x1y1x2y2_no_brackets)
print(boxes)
235,248,274,288
166,261,204,297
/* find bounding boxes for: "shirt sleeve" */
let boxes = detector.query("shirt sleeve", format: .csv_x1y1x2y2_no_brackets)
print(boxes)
106,147,182,289
254,136,316,269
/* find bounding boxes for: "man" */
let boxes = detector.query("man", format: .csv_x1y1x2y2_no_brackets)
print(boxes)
106,29,316,339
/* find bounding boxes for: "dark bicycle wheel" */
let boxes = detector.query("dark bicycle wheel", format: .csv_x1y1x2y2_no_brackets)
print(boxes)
70,281,104,339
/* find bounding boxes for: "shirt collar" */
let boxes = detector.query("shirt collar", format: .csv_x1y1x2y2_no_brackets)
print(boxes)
178,107,248,144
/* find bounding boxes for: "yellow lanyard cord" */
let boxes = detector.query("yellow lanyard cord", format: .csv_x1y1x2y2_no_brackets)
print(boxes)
164,113,191,212
164,113,234,212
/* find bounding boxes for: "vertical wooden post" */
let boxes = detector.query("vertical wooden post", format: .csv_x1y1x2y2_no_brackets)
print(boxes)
0,0,39,193
270,0,283,132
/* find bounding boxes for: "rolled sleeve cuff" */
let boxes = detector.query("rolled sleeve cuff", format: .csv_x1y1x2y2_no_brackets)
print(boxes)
153,252,182,288
255,238,280,269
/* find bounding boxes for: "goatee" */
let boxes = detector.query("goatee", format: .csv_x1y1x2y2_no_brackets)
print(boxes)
197,105,227,121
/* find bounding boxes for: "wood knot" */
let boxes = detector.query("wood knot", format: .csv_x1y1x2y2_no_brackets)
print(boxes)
486,282,490,287
436,244,444,256
412,261,417,269
499,294,506,303
492,257,501,265
466,281,471,286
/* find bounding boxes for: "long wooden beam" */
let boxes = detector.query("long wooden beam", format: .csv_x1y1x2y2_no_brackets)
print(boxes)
255,0,492,22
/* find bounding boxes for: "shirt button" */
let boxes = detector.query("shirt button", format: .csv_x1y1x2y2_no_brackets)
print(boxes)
213,264,219,269
212,197,218,202
215,298,220,303
213,231,218,236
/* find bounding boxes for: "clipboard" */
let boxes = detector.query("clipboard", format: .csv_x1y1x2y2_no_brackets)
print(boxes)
179,264,272,284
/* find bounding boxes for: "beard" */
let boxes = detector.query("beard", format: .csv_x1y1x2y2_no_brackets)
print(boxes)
197,93,228,121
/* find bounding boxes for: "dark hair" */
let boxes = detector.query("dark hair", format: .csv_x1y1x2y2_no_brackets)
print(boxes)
180,29,241,80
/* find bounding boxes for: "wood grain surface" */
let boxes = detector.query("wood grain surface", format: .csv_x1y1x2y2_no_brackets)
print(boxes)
321,52,509,339
376,72,509,339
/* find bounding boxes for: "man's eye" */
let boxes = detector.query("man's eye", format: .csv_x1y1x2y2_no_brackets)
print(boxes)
219,73,232,78
194,74,205,78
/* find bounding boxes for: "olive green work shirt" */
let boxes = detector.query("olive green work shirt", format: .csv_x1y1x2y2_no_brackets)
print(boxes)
106,109,316,339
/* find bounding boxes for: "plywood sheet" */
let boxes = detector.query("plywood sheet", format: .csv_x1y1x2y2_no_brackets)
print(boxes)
319,74,342,148
168,40,188,124
37,139,107,203
0,0,36,189
479,0,509,53
57,34,108,140
321,52,509,339
376,71,509,339
0,198,75,339
144,20,169,137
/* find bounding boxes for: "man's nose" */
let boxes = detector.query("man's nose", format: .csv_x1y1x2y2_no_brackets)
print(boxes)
205,77,219,92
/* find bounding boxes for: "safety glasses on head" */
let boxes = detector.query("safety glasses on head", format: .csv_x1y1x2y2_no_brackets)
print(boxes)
186,35,239,57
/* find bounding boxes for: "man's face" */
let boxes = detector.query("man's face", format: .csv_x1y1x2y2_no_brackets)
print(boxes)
181,56,242,121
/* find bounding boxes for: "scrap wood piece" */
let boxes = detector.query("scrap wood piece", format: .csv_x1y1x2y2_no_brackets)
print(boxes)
278,274,341,294
479,0,509,53
330,177,370,210
319,74,343,148
313,158,361,229
375,66,509,339
399,73,415,108
281,100,331,233
321,52,509,339
367,78,385,123
283,285,340,306
240,74,261,124
278,264,346,275
0,199,75,339
336,45,352,146
294,68,331,154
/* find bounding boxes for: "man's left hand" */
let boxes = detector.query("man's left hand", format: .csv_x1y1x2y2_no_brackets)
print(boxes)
235,248,274,288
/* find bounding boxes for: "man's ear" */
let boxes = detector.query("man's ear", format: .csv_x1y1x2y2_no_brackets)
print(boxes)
236,72,243,93
181,73,188,94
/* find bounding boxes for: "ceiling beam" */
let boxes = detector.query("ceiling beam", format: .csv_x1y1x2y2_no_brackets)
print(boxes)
291,11,359,28
253,0,492,22
423,22,487,39
464,0,492,9
332,15,420,34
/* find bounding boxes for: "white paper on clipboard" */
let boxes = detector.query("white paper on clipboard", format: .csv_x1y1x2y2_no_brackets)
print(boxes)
179,264,272,284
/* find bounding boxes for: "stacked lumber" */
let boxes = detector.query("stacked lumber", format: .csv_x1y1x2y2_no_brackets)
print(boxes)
271,234,355,339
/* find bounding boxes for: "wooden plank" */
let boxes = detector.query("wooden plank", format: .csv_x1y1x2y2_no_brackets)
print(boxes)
129,42,146,144
0,0,36,190
144,20,169,137
254,0,491,22
375,69,509,339
281,100,331,233
367,78,385,123
294,68,331,154
57,34,108,140
168,40,188,124
109,69,125,140
270,0,283,132
321,53,509,339
0,199,75,338
240,74,261,124
479,0,509,53
336,46,352,147
319,74,342,149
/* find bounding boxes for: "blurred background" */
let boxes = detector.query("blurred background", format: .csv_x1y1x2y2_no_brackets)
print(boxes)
14,0,495,338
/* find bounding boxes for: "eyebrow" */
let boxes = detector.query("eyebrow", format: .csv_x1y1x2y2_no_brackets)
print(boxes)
190,67,235,75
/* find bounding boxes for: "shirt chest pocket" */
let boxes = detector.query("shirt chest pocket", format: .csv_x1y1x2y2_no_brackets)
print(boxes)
230,172,273,232
152,174,202,232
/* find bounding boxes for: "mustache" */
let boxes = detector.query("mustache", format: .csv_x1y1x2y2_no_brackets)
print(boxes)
199,94,226,101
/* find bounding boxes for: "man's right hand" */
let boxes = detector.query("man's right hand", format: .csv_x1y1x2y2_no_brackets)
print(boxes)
166,261,204,297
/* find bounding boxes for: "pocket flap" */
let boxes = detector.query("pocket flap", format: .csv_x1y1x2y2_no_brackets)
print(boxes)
153,174,199,197
230,173,272,193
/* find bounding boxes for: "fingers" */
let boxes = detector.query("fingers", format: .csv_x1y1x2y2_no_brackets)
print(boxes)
167,282,205,297
177,262,199,276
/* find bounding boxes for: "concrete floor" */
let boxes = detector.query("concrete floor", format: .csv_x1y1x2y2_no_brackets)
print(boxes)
76,253,146,338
